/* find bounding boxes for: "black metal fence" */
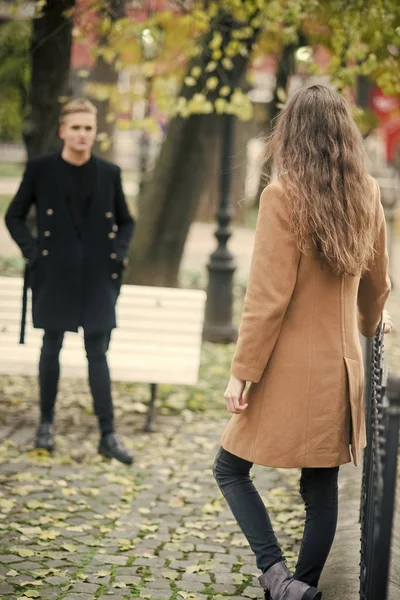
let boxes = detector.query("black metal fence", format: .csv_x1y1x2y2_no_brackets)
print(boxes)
360,326,400,600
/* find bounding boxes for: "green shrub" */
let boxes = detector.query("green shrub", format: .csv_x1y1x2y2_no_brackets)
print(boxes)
0,20,31,141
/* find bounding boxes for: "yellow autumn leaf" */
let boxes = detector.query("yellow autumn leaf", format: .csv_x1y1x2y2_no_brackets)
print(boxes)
185,76,196,87
205,61,217,73
215,98,227,114
222,57,234,70
191,66,202,78
209,31,222,50
206,77,219,90
219,86,231,97
13,548,34,558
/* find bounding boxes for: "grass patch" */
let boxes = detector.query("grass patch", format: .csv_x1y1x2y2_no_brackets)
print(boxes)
0,162,23,178
0,195,11,216
0,255,24,276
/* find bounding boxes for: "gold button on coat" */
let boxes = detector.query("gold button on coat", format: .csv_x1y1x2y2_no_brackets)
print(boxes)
44,231,51,237
112,224,118,232
105,212,113,218
111,273,118,279
108,232,116,239
46,209,54,216
42,249,49,256
110,253,117,259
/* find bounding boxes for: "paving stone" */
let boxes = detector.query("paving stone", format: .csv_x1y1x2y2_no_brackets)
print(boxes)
243,585,263,597
214,573,239,585
93,554,128,566
113,575,141,585
168,559,194,570
176,581,206,592
47,559,74,568
0,555,23,564
181,572,212,583
140,589,172,600
212,583,237,594
70,581,100,593
157,551,183,560
132,557,165,568
82,565,112,574
146,580,174,590
186,552,213,562
37,588,61,600
0,582,13,594
46,575,70,585
66,553,90,562
16,561,43,571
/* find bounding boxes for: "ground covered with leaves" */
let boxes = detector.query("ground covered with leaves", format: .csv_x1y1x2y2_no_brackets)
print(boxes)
0,337,308,600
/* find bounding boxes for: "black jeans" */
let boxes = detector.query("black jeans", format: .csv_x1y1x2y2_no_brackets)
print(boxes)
39,330,114,436
213,447,339,587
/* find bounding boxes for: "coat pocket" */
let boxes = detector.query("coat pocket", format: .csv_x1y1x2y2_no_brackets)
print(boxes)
344,357,366,466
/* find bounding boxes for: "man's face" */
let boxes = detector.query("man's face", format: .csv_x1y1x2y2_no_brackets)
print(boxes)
59,112,97,153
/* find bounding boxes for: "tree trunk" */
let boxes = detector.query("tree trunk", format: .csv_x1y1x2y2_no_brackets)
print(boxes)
23,0,76,159
125,113,220,287
89,0,126,162
125,9,260,288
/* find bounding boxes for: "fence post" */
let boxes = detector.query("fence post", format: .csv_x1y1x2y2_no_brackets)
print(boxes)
374,374,400,599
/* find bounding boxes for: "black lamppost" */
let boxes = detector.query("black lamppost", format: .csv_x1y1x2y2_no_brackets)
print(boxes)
203,113,238,343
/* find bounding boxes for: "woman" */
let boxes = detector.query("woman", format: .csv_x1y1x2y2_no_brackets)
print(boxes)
213,85,391,600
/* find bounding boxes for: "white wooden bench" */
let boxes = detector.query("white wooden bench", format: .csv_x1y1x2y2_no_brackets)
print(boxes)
0,276,206,431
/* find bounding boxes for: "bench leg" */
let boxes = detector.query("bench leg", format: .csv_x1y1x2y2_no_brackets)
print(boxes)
144,383,157,432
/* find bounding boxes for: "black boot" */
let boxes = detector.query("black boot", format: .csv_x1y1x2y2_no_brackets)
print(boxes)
259,561,322,600
35,423,54,452
98,433,133,465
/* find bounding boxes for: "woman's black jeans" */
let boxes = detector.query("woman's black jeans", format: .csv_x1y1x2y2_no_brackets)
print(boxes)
213,447,339,588
39,330,114,436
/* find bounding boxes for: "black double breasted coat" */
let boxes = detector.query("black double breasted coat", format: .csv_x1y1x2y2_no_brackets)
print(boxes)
5,153,135,337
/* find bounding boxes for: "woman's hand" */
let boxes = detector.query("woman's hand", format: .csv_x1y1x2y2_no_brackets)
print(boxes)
383,309,393,334
224,376,248,414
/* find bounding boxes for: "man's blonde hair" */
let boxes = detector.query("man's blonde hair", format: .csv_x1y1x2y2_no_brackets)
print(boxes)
60,98,97,124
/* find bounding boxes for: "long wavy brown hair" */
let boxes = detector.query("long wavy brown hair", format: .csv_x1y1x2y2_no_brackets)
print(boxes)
265,85,376,276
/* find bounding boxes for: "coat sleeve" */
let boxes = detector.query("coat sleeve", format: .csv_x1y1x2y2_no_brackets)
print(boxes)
357,181,391,338
114,167,135,261
231,183,301,383
5,161,38,264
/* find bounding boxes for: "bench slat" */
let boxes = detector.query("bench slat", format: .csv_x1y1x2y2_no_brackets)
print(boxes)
0,329,203,348
0,276,206,386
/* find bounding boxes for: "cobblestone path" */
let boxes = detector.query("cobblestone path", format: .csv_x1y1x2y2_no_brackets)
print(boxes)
0,400,305,600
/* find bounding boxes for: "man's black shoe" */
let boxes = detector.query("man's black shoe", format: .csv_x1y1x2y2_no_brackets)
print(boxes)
98,433,133,465
35,423,54,452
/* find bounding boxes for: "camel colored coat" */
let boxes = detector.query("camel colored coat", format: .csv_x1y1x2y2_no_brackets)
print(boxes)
221,178,391,468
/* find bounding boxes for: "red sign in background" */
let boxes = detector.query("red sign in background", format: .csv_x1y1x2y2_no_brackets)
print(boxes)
370,87,400,163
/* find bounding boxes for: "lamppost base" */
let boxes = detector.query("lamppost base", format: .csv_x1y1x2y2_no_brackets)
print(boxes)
203,322,237,344
203,257,237,344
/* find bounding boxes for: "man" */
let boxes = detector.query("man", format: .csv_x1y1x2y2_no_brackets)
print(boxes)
5,99,135,465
